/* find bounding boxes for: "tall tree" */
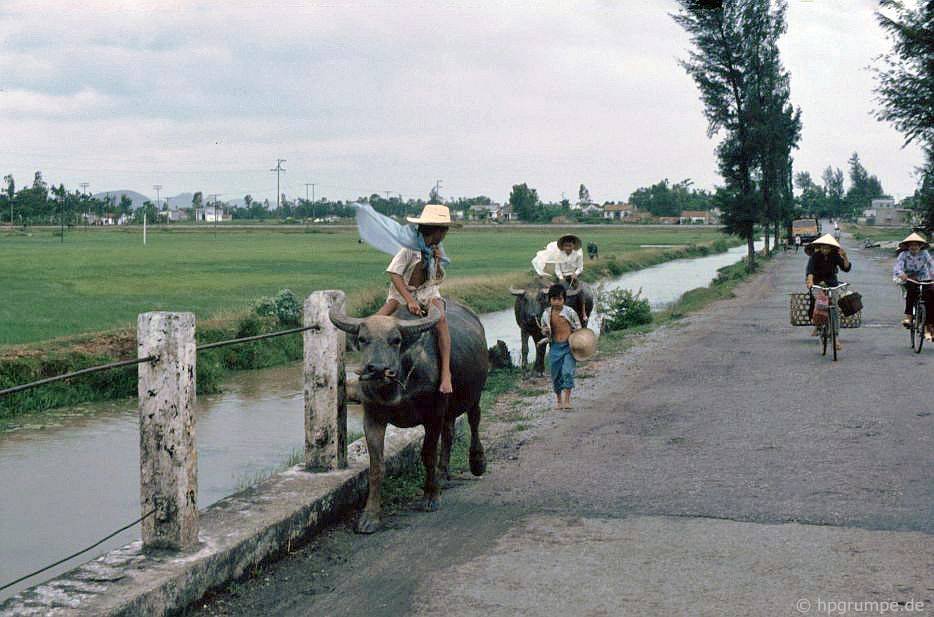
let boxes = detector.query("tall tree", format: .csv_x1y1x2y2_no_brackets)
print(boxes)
874,0,934,232
845,152,885,216
821,166,845,218
508,183,540,221
674,0,795,267
578,184,591,204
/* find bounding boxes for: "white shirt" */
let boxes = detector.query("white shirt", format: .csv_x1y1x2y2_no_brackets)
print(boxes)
532,242,584,278
386,248,445,289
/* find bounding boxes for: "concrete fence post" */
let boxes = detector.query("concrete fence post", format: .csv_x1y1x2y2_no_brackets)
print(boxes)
138,311,198,551
303,290,347,471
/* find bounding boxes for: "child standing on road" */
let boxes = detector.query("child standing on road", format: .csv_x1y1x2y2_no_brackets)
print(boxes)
540,284,582,410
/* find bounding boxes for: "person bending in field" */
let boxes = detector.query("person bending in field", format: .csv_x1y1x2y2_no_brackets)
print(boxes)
539,284,581,410
371,204,456,394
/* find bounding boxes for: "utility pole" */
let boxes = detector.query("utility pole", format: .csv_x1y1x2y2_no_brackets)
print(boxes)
433,179,442,202
270,159,286,213
210,193,220,237
153,184,162,210
304,182,316,220
59,189,64,243
79,182,90,228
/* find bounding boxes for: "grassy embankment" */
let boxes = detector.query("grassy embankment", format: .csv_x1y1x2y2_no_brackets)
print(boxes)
0,226,735,424
845,223,913,244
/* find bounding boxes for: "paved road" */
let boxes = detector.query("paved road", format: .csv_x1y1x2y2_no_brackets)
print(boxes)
192,236,932,617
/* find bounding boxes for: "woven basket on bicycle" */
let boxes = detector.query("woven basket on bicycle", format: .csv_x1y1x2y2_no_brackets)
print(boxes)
789,293,862,328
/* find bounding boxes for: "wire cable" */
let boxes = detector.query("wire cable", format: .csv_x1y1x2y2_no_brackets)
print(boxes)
0,509,157,593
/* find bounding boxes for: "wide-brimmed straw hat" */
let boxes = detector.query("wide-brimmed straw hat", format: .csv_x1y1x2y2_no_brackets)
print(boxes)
406,204,460,228
804,233,842,255
897,232,929,252
558,234,582,250
569,327,597,361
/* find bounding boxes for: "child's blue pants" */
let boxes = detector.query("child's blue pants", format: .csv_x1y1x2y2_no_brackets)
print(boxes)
549,341,576,394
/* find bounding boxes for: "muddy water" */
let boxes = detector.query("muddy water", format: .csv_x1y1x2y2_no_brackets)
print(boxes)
0,241,760,600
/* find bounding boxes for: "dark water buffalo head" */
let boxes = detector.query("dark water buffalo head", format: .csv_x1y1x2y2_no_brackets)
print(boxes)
329,306,441,406
511,283,549,331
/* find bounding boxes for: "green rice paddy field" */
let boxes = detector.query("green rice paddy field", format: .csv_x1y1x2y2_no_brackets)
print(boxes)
0,225,728,347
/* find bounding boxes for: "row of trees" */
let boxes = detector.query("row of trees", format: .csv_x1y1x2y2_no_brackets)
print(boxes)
874,0,933,233
674,0,802,267
794,153,887,219
0,171,143,226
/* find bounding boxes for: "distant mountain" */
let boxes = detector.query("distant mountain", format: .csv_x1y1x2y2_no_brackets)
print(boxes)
93,190,151,210
164,193,194,210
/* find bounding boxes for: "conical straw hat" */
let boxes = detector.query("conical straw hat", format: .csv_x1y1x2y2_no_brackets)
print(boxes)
569,327,597,361
804,233,841,255
898,232,929,251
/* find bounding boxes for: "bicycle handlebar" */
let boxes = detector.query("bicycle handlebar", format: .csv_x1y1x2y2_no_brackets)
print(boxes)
810,282,849,291
903,278,934,286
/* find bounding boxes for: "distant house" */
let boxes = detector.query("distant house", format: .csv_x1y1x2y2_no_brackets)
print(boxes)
864,198,911,226
195,206,232,222
679,210,709,224
499,204,518,221
468,203,504,221
603,203,634,220
658,216,680,225
158,209,188,222
581,204,603,217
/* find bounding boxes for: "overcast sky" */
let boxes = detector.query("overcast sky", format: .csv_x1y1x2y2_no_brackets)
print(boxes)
0,0,925,204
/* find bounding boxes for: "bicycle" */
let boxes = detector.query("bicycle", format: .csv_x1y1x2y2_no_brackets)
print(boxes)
810,282,849,361
901,278,934,353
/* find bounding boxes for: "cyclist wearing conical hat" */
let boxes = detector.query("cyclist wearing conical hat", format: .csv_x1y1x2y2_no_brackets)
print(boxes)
805,233,852,348
893,232,934,341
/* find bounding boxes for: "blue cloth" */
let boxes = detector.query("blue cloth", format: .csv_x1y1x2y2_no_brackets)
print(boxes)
549,341,576,394
353,203,450,274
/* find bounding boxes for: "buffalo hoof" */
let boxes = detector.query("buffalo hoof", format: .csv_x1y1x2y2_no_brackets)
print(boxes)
421,496,441,512
355,512,382,534
470,447,486,476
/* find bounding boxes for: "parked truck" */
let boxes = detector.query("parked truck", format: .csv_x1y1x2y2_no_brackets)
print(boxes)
791,218,821,244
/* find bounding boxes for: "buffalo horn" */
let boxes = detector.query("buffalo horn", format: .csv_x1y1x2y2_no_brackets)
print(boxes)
397,305,442,340
328,307,364,335
509,287,525,296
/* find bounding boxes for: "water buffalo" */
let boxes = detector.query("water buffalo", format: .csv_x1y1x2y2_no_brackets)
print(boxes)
565,282,595,328
509,281,550,377
329,300,487,533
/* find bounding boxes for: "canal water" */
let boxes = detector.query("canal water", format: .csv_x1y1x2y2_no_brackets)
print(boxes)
0,241,761,600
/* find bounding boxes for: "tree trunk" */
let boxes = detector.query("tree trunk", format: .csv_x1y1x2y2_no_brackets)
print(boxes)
763,226,770,256
774,221,780,251
746,232,756,271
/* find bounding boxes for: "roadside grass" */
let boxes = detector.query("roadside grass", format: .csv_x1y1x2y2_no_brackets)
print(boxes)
845,224,913,243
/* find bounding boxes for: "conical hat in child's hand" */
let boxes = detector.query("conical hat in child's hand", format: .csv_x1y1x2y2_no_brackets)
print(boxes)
569,327,597,361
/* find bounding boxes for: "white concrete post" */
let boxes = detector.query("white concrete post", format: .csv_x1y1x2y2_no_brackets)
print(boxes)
138,312,198,551
303,290,347,471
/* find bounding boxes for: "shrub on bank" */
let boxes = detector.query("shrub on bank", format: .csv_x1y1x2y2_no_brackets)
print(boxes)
598,288,653,333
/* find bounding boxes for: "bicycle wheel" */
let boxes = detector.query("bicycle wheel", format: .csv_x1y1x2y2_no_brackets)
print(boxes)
910,307,916,349
915,303,926,353
820,324,828,356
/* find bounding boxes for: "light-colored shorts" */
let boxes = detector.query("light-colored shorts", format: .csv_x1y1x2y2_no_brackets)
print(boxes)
387,283,442,308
